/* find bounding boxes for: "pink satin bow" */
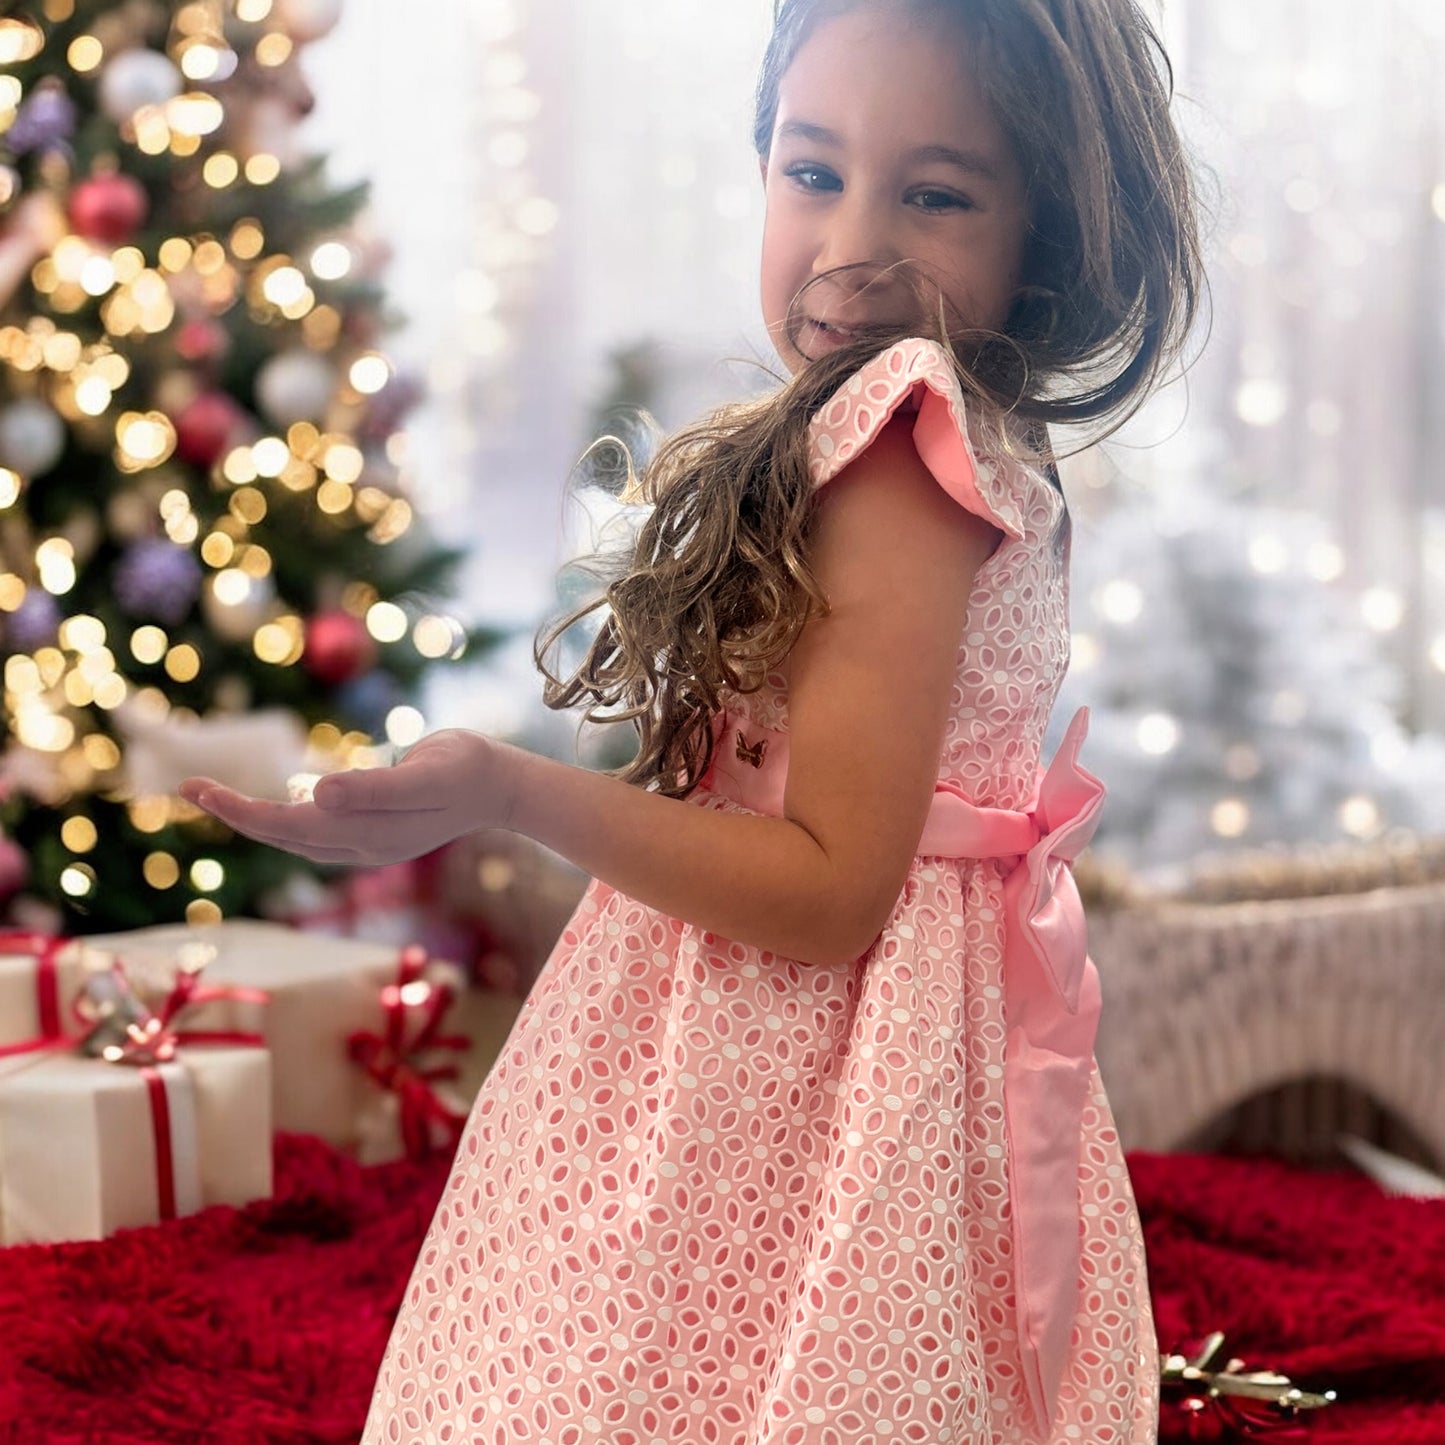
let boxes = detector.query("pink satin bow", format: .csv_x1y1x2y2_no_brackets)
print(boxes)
929,706,1106,1432
706,703,1107,1432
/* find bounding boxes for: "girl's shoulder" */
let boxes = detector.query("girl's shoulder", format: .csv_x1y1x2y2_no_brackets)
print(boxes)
806,337,1057,543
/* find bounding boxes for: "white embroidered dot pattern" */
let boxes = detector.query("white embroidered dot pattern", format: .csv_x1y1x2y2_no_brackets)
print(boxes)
361,339,1157,1445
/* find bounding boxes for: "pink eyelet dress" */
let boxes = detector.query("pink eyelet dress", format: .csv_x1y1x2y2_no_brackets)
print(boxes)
361,339,1159,1445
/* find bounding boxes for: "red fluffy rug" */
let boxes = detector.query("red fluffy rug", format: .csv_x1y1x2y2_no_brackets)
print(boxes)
1134,1151,1445,1442
0,1139,1440,1444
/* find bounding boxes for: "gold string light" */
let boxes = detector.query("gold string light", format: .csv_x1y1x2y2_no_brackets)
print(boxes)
143,852,181,889
0,18,45,64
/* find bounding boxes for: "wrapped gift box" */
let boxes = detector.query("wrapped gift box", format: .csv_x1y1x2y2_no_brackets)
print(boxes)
78,919,450,1154
0,1044,271,1245
0,931,97,1049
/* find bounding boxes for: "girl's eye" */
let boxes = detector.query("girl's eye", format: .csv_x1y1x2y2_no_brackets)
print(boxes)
911,188,973,213
783,163,841,193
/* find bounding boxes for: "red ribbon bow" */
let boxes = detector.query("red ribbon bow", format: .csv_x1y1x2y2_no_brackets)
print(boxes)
74,953,268,1066
347,944,471,1161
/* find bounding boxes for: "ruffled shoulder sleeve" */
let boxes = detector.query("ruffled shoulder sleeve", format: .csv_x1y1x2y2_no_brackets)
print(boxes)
807,337,1029,541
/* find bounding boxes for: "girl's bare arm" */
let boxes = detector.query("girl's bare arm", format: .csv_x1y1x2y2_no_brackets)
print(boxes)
500,412,1000,964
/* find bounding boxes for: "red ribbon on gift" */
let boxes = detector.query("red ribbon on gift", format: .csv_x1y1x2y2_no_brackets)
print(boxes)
139,1066,179,1221
0,928,69,1043
78,957,270,1220
347,944,471,1161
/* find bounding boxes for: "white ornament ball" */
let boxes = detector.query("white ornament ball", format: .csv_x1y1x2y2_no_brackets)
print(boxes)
0,398,65,476
255,349,336,427
98,49,184,124
200,571,277,643
273,0,345,44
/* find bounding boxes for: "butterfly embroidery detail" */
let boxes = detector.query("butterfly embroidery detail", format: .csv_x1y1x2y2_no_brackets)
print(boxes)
735,731,767,769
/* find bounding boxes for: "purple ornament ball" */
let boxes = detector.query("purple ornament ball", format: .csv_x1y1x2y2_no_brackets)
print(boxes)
113,538,203,625
3,588,60,651
7,84,78,158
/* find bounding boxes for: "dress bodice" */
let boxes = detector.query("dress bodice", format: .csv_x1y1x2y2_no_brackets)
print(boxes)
718,337,1072,813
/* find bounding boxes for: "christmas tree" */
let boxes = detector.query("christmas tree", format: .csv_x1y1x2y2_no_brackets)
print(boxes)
1050,481,1445,881
0,0,495,933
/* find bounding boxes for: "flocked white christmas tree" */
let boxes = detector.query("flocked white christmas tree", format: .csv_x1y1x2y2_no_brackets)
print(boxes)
1050,483,1445,881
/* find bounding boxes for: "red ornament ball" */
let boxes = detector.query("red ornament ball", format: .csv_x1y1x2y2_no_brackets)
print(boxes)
303,610,377,686
174,391,244,467
68,172,149,244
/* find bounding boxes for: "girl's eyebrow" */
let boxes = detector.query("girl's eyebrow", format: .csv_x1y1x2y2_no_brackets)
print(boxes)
775,119,1002,183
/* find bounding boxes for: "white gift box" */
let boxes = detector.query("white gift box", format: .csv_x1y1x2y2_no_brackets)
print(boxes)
0,1044,272,1245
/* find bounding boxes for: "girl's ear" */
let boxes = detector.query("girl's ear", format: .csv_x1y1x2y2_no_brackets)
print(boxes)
758,154,769,187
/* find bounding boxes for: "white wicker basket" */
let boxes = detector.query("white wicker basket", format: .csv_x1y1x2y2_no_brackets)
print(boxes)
1088,876,1445,1170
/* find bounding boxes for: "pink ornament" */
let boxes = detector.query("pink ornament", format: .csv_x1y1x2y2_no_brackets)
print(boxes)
173,318,229,364
303,610,377,686
0,831,29,902
174,391,245,467
68,173,149,245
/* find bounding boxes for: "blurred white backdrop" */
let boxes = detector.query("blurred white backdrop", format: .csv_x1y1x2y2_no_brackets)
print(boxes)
298,2,1445,758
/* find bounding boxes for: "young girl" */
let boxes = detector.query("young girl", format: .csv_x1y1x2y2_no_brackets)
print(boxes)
183,1,1202,1439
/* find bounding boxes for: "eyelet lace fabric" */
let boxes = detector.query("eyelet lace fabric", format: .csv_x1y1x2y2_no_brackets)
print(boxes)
362,340,1158,1445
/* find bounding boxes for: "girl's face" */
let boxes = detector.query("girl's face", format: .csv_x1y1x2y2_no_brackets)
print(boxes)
759,6,1031,374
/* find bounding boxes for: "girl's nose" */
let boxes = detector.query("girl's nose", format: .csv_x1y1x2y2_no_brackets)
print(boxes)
813,195,898,282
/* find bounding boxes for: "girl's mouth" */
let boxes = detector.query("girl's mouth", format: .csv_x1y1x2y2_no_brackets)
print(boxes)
802,318,865,351
801,317,910,352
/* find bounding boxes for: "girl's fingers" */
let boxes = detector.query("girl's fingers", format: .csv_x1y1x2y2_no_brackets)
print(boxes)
194,788,296,832
194,789,357,852
198,807,366,864
183,778,439,863
314,763,449,814
178,777,221,804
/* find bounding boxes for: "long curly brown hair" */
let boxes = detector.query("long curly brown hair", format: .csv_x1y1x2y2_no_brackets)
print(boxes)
537,0,1208,799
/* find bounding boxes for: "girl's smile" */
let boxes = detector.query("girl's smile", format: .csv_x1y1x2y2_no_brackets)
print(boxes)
759,7,1032,374
799,316,891,351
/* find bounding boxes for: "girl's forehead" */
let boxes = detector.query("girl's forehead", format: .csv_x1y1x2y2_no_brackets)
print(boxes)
776,8,1012,168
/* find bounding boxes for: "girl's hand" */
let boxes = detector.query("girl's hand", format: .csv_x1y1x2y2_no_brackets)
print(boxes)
177,728,508,867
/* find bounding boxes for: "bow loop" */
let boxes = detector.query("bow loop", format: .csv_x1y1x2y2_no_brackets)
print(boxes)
1009,706,1106,1014
73,949,267,1066
1033,706,1106,862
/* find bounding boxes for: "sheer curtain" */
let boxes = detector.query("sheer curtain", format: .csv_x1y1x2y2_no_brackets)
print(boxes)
302,1,1445,736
